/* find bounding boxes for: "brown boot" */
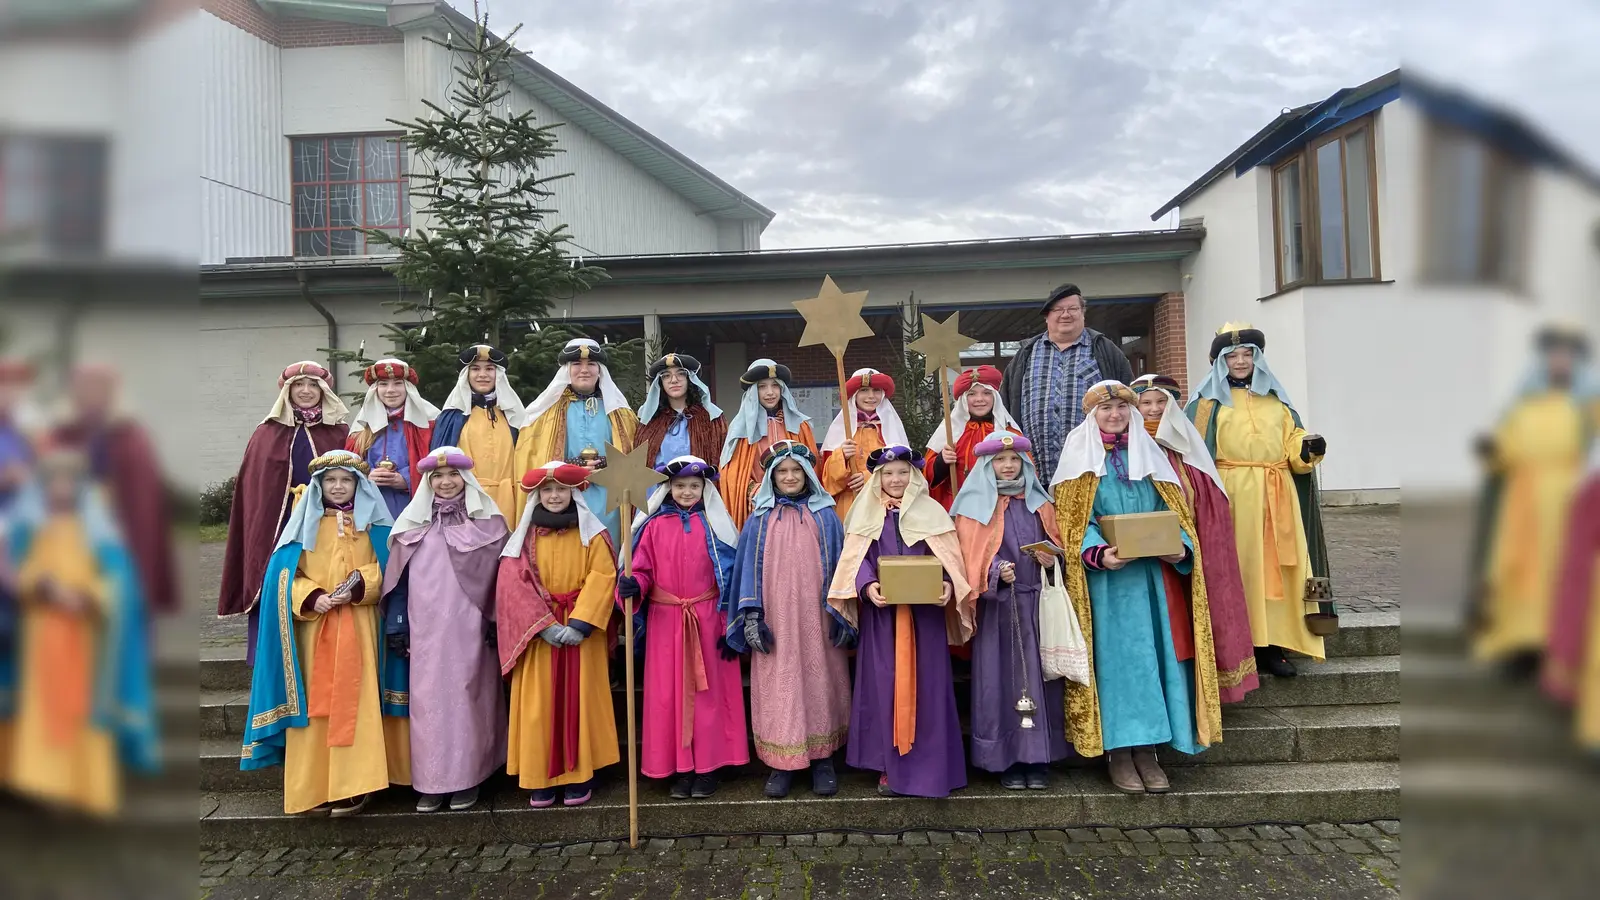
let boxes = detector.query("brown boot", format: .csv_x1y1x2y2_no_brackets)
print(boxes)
1107,749,1144,794
1132,748,1170,793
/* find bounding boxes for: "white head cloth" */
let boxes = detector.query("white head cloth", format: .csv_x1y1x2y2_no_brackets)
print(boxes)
1131,374,1226,494
351,359,441,434
822,368,909,451
1050,379,1181,487
502,460,609,553
389,446,504,541
523,338,631,426
632,455,740,547
441,361,528,427
263,361,349,426
926,376,1019,453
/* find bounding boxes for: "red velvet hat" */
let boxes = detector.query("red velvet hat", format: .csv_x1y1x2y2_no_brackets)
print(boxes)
845,368,895,400
951,365,1001,397
363,359,419,386
278,360,333,388
521,463,592,492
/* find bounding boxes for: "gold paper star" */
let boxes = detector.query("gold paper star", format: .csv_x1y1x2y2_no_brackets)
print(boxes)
793,275,875,357
907,312,976,376
587,442,667,515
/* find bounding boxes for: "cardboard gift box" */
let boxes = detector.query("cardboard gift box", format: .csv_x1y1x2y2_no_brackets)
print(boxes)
1097,510,1181,559
878,556,946,605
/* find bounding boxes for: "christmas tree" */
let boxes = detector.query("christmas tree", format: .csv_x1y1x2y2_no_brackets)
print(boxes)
328,13,644,403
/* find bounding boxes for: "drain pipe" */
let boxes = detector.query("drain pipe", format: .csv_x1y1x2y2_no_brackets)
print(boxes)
297,270,339,392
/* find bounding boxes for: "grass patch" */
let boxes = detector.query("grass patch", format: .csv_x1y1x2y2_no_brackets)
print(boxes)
199,524,228,544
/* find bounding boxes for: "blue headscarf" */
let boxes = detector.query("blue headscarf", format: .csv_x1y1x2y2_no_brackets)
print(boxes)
1190,343,1297,411
949,429,1052,525
751,442,833,514
720,359,810,465
638,362,723,424
275,449,393,551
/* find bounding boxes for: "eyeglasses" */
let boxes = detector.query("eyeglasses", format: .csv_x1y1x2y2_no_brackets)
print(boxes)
1049,306,1084,318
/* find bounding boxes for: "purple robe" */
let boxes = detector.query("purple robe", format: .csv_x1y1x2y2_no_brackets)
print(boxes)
383,498,508,794
969,499,1070,771
848,510,967,798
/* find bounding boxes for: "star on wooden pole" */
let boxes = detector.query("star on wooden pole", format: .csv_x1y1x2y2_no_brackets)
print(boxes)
907,312,977,448
583,440,664,850
793,274,875,444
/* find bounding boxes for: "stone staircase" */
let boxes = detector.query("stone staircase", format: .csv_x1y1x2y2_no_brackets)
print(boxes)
196,611,1400,848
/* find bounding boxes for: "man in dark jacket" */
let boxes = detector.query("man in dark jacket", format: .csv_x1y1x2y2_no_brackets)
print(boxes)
999,283,1135,477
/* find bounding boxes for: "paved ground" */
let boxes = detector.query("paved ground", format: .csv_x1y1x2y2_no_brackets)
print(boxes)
199,822,1401,899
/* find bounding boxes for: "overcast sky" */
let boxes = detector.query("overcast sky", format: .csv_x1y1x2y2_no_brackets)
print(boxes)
453,0,1598,250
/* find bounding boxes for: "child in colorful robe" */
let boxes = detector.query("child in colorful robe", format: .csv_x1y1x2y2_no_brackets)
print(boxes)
4,446,159,816
1052,381,1223,794
497,462,619,808
719,359,818,530
726,441,852,798
820,369,908,521
617,456,747,799
950,431,1069,789
430,345,527,521
346,359,439,519
383,447,507,812
826,446,974,798
636,353,727,468
220,362,350,666
924,366,1020,508
1133,374,1259,703
241,450,410,816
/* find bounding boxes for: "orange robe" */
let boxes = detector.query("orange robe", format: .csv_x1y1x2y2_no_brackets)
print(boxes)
924,419,993,509
821,422,887,522
720,415,817,530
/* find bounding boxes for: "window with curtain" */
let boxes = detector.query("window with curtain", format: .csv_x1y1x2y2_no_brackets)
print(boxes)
1420,122,1528,288
291,134,408,257
1269,116,1381,291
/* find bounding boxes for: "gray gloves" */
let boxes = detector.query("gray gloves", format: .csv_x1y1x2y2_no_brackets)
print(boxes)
743,613,772,654
539,623,585,647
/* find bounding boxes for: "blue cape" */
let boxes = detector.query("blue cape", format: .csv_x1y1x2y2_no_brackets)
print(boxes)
430,407,519,450
724,495,852,651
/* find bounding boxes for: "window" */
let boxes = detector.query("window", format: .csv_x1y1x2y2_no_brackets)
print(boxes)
291,135,408,257
1421,121,1528,288
1270,118,1381,290
0,134,107,255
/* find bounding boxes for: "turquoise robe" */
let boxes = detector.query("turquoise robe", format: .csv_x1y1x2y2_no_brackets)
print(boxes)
567,401,620,544
1080,452,1201,755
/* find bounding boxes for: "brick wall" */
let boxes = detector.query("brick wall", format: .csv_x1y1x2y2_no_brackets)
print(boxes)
757,338,902,387
201,0,402,47
1151,291,1188,395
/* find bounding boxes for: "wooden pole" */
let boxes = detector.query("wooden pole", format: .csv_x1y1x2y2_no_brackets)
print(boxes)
834,352,861,476
938,361,955,448
619,491,640,850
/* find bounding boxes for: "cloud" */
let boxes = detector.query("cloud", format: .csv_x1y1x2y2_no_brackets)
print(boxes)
463,0,1592,248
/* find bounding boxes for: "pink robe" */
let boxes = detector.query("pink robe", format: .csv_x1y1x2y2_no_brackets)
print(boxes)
631,513,749,778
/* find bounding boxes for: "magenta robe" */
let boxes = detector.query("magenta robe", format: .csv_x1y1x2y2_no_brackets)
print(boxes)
1546,475,1600,703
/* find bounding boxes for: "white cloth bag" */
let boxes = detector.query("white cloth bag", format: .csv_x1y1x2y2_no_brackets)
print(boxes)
1038,558,1091,685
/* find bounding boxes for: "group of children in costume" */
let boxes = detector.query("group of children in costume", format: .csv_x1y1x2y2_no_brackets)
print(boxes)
223,321,1331,814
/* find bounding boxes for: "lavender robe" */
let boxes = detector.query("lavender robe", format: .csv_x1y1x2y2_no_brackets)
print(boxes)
969,499,1070,771
848,510,967,798
383,498,508,794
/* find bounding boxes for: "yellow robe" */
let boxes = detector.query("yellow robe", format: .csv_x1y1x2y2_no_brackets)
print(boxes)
820,422,886,522
1212,388,1325,660
512,394,638,522
1478,392,1589,660
282,513,411,814
507,528,619,789
10,516,119,817
459,406,520,523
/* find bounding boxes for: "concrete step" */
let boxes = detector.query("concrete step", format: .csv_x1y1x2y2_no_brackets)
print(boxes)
1399,652,1539,711
199,702,1400,792
1235,655,1398,708
1402,704,1575,765
1323,611,1398,657
199,759,1398,848
1403,760,1600,824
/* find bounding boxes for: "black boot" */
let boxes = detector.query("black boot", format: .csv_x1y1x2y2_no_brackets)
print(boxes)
691,772,720,799
764,768,793,799
1501,650,1542,683
1256,646,1297,678
669,775,694,800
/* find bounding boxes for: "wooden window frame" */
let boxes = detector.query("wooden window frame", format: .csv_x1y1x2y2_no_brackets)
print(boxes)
1269,114,1383,292
1420,120,1530,290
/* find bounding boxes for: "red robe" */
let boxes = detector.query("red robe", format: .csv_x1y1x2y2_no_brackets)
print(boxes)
1545,475,1600,704
217,419,348,617
52,420,178,614
923,418,994,509
345,421,433,496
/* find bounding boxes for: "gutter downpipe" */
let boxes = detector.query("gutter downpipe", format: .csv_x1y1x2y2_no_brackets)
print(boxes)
297,269,340,392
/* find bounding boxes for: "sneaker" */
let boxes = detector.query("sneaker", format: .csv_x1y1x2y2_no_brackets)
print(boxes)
415,793,446,813
810,759,839,797
876,774,895,797
563,781,593,807
328,794,369,817
1000,766,1027,790
690,772,719,799
669,775,694,800
764,769,793,799
1025,765,1050,791
529,788,559,809
448,786,479,811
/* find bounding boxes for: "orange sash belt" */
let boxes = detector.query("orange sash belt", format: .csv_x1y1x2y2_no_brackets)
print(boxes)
894,603,917,756
1217,459,1298,600
308,601,363,747
652,586,717,747
38,608,92,748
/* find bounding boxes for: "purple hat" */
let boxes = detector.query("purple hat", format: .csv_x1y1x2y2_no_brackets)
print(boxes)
972,432,1032,457
866,445,923,472
658,455,719,482
418,448,474,472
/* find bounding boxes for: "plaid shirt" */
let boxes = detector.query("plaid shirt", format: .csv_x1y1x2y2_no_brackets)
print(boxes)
1021,331,1102,478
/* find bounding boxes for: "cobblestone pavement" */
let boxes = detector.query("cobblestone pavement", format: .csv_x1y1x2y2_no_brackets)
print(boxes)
198,821,1400,899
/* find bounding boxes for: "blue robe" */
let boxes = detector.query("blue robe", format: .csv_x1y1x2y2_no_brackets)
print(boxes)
724,495,851,651
567,400,622,544
362,426,414,519
1081,454,1200,755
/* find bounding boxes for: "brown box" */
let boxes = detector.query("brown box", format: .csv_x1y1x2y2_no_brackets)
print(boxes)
1098,510,1181,559
878,556,945,605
